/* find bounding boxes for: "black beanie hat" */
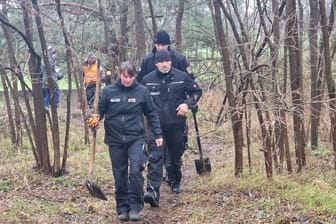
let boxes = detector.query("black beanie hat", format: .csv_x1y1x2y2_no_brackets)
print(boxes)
154,30,171,45
155,49,171,64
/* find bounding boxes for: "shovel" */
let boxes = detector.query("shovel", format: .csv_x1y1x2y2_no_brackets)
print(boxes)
85,60,107,201
192,110,211,175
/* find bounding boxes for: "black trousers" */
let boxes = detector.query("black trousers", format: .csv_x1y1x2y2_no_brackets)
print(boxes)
163,124,188,173
85,84,96,107
147,125,185,196
109,139,146,214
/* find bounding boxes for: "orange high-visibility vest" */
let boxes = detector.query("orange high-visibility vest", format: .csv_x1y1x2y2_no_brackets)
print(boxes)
83,63,98,84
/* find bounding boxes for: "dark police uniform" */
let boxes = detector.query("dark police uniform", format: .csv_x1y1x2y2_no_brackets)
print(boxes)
137,47,189,83
142,67,202,198
98,79,162,215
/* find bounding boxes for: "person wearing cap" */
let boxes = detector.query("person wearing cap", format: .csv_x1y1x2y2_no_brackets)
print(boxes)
141,49,202,207
82,52,105,108
87,61,163,221
41,47,63,109
137,29,190,83
138,29,192,183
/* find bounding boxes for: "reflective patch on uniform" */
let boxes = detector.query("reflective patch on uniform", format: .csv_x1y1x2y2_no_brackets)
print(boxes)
146,83,160,86
128,98,136,103
193,84,198,88
110,98,121,102
150,92,160,96
171,81,184,84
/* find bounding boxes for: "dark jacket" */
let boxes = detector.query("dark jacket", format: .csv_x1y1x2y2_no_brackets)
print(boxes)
98,79,162,145
137,47,189,82
141,67,202,129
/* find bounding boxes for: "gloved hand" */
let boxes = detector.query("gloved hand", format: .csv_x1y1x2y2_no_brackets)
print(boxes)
88,114,100,128
190,105,199,113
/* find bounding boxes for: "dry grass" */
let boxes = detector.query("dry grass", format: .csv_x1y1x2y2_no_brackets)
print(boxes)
1,89,336,223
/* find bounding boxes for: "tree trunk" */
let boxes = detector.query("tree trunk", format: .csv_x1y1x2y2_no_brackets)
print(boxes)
0,2,22,149
133,0,146,64
282,46,292,173
309,0,322,151
270,0,283,173
33,0,62,175
118,0,129,67
319,0,336,170
0,69,16,144
21,0,50,171
212,0,243,177
286,0,305,172
0,3,17,146
175,0,184,52
55,0,73,174
98,0,116,81
148,0,157,38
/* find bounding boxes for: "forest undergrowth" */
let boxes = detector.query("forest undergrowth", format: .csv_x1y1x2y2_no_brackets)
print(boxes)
0,90,336,223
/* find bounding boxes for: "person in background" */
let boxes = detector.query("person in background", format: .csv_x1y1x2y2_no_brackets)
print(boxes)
41,47,64,109
82,52,104,108
141,49,202,207
105,70,112,85
137,29,190,83
88,61,163,222
137,29,192,183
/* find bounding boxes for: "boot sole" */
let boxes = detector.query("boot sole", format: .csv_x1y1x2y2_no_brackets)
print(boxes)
144,194,159,207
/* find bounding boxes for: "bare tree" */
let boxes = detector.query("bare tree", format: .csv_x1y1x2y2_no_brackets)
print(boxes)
148,0,157,37
0,2,19,147
118,0,129,66
98,0,117,80
319,0,336,169
0,68,16,144
21,0,50,171
210,0,244,177
133,0,146,64
286,0,306,172
55,0,73,173
175,0,184,52
309,0,322,151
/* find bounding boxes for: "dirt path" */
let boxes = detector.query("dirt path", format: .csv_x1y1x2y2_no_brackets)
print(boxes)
140,149,202,223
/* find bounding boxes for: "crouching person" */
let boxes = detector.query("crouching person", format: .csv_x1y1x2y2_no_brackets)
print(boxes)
88,61,163,222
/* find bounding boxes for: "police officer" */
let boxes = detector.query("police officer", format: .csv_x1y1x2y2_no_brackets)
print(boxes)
137,29,190,83
138,29,192,183
88,61,163,221
141,49,202,207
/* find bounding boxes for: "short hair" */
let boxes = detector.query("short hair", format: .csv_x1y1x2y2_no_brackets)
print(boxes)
119,61,136,77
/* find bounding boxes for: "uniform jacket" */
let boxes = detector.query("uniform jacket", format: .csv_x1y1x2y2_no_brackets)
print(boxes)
137,47,189,82
141,67,202,129
98,79,162,146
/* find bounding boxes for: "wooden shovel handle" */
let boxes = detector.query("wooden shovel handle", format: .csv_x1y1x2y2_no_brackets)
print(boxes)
88,60,101,178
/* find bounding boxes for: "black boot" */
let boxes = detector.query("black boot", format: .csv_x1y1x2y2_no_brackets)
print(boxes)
144,190,159,207
170,181,182,194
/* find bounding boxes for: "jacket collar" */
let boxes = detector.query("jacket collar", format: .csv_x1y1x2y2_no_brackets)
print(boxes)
116,78,137,89
152,46,171,54
157,69,174,80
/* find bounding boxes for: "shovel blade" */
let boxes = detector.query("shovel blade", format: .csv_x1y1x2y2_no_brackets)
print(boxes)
86,180,107,201
195,157,212,175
